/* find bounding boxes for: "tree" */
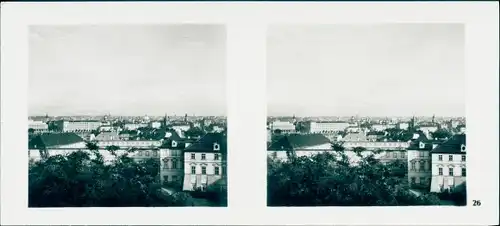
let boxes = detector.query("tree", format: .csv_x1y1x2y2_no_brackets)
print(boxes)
267,151,441,206
29,150,189,207
431,129,452,140
105,145,120,156
184,127,206,138
28,128,35,134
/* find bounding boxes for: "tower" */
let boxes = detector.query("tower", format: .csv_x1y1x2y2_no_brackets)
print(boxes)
184,113,188,122
432,114,435,124
163,113,168,127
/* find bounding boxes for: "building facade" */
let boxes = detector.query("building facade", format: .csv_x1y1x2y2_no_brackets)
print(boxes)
407,140,440,188
97,140,162,149
270,120,296,133
430,134,466,193
342,141,410,151
182,133,227,191
304,121,350,133
54,120,102,132
28,120,49,133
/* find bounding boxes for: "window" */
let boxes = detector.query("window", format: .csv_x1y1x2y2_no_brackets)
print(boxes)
393,152,397,158
419,151,424,157
139,151,143,156
163,175,168,182
419,161,425,171
191,166,196,174
448,155,453,161
214,154,219,160
438,155,443,161
163,160,169,169
462,168,466,176
201,166,206,175
401,152,405,159
449,168,454,176
438,168,443,175
191,153,195,160
201,154,206,160
172,175,177,181
461,155,466,162
411,162,416,170
215,167,220,175
145,151,150,156
420,177,425,184
411,177,416,184
172,160,177,169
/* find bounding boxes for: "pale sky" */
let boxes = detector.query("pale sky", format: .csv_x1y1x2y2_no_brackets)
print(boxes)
29,25,226,116
267,24,465,117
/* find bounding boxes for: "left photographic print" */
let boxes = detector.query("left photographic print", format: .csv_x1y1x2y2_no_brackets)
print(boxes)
28,25,227,207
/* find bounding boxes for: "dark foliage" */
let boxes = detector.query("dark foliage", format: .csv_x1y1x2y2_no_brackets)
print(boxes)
267,151,441,206
29,150,188,207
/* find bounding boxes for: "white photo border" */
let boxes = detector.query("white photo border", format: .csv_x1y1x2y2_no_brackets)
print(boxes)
1,2,498,225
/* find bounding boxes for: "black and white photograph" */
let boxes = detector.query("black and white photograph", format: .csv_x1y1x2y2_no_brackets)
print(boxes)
27,24,228,207
267,24,467,206
1,2,499,226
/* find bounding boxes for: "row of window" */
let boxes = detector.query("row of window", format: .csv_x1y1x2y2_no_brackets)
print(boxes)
191,165,220,175
162,159,181,169
410,177,430,185
136,150,158,157
438,154,466,162
410,161,430,171
163,175,180,182
438,167,466,176
190,153,220,160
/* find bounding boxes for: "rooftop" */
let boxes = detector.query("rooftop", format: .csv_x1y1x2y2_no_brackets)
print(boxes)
431,134,466,154
184,132,227,153
29,132,84,149
268,133,330,150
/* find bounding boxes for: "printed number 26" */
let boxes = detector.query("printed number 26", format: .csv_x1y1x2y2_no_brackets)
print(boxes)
473,200,482,206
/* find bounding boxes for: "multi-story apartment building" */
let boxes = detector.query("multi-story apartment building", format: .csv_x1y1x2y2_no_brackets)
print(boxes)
94,131,120,141
28,120,49,133
53,120,102,132
182,132,227,191
28,132,159,163
304,121,350,134
97,140,162,149
159,130,193,187
430,134,466,193
342,141,410,151
407,138,442,188
270,120,296,133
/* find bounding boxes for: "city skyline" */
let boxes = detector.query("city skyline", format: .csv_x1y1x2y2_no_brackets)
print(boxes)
29,24,226,116
267,24,465,117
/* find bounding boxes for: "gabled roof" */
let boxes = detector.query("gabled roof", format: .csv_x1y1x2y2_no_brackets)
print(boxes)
268,133,330,150
29,133,84,149
184,132,227,153
431,134,466,154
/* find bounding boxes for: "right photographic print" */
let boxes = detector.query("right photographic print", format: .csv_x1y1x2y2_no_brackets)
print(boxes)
266,24,466,206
